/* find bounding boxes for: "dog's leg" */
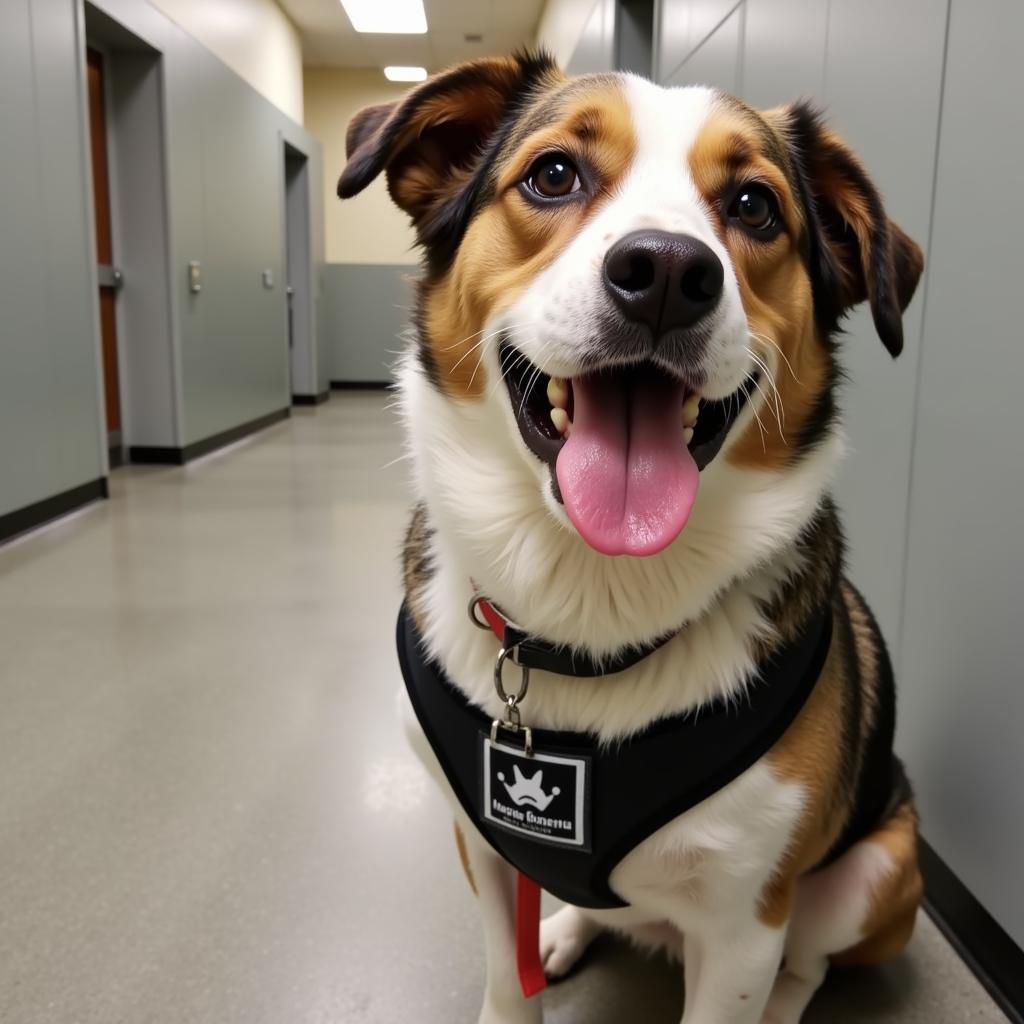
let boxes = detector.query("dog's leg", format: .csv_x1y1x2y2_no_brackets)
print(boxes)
455,820,543,1024
539,905,602,978
761,803,921,1024
678,919,787,1024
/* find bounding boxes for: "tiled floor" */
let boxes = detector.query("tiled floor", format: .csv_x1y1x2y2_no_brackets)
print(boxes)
0,392,1007,1023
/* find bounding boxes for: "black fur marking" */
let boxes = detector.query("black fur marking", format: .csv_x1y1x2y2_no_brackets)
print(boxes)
818,580,903,867
418,51,560,275
784,101,917,358
832,584,864,822
782,102,848,337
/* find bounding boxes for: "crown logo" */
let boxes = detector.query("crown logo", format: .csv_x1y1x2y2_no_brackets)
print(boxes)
497,765,560,811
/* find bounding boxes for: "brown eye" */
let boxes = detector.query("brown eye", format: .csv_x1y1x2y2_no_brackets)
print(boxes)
526,155,581,200
728,185,781,237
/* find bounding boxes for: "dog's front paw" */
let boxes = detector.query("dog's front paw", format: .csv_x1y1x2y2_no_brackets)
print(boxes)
539,905,601,980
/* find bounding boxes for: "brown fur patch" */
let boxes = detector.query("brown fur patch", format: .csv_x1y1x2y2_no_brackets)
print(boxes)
759,621,853,928
421,81,636,399
688,105,832,471
453,822,478,896
759,556,921,951
832,802,922,965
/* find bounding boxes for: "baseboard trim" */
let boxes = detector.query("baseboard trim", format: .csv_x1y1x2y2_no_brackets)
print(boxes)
292,390,330,406
330,380,390,390
130,408,290,466
920,837,1024,1023
0,478,108,546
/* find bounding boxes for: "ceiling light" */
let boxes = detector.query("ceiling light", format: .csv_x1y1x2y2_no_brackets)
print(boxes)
340,0,427,34
384,66,428,82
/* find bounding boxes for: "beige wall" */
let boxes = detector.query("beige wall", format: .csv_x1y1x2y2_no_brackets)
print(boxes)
535,0,597,67
304,68,418,265
149,0,304,122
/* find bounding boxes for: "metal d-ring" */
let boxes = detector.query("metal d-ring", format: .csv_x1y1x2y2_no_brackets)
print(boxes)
494,645,530,705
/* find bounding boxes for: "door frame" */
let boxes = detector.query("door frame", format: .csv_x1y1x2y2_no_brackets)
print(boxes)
85,41,125,456
79,1,182,464
280,135,320,402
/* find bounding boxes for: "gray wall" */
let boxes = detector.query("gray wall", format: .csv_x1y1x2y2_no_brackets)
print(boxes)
567,0,618,74
899,0,1024,948
654,0,1024,946
89,0,327,444
322,264,417,383
1,0,326,524
0,0,106,518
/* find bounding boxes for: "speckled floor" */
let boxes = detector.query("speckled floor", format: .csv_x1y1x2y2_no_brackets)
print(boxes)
0,392,1007,1023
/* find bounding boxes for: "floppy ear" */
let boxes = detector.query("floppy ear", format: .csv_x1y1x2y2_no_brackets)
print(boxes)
782,102,923,356
338,52,560,265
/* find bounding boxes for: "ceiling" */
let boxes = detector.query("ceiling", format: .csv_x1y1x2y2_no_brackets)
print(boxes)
278,0,546,70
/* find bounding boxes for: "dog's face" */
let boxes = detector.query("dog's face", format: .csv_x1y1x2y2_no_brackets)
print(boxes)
340,55,922,647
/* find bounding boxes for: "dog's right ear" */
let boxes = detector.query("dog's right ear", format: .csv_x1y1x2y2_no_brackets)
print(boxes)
774,102,923,357
338,53,561,260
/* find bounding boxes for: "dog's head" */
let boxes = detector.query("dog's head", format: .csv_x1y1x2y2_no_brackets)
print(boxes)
340,54,922,648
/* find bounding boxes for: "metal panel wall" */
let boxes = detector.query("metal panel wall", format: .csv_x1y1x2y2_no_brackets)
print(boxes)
664,3,742,92
567,0,618,74
180,44,290,443
0,0,105,518
821,0,947,650
88,1,320,419
321,265,417,383
657,0,739,82
742,0,827,105
1,0,326,520
654,0,1024,948
899,0,1024,947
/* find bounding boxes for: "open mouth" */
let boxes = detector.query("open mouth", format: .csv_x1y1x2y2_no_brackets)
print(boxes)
500,342,756,557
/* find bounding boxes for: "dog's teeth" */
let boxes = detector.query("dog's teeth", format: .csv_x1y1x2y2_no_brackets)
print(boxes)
547,377,569,410
551,407,570,435
683,426,695,446
682,395,701,427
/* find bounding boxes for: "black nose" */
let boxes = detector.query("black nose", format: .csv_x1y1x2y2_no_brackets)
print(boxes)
602,230,724,336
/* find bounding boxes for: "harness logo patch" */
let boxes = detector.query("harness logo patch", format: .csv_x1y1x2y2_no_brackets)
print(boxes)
481,736,590,849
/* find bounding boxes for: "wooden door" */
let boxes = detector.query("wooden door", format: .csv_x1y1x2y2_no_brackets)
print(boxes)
86,48,121,435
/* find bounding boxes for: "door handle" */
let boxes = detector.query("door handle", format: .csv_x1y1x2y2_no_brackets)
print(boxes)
97,264,124,289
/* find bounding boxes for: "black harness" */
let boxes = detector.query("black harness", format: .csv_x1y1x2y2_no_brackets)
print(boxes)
398,601,833,909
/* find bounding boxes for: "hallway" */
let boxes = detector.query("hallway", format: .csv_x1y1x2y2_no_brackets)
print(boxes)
0,393,1006,1023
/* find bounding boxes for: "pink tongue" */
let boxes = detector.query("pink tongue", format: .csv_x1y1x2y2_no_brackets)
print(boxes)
555,370,698,557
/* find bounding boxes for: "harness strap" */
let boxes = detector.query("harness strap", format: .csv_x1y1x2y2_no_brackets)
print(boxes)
398,601,833,911
472,594,676,678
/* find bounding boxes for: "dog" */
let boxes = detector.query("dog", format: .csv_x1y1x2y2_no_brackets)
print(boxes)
339,52,924,1024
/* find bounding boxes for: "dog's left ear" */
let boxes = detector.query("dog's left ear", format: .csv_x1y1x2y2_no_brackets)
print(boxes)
338,52,561,262
780,102,924,357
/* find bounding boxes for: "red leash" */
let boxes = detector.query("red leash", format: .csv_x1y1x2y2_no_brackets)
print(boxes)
477,595,548,998
516,873,547,997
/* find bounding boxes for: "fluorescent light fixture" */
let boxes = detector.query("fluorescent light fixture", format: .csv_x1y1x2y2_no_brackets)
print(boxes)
340,0,427,34
384,65,428,82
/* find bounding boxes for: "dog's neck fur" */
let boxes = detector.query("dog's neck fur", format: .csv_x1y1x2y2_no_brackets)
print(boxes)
399,358,847,739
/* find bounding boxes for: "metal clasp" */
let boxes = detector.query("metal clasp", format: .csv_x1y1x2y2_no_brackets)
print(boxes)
490,700,534,757
490,645,533,756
